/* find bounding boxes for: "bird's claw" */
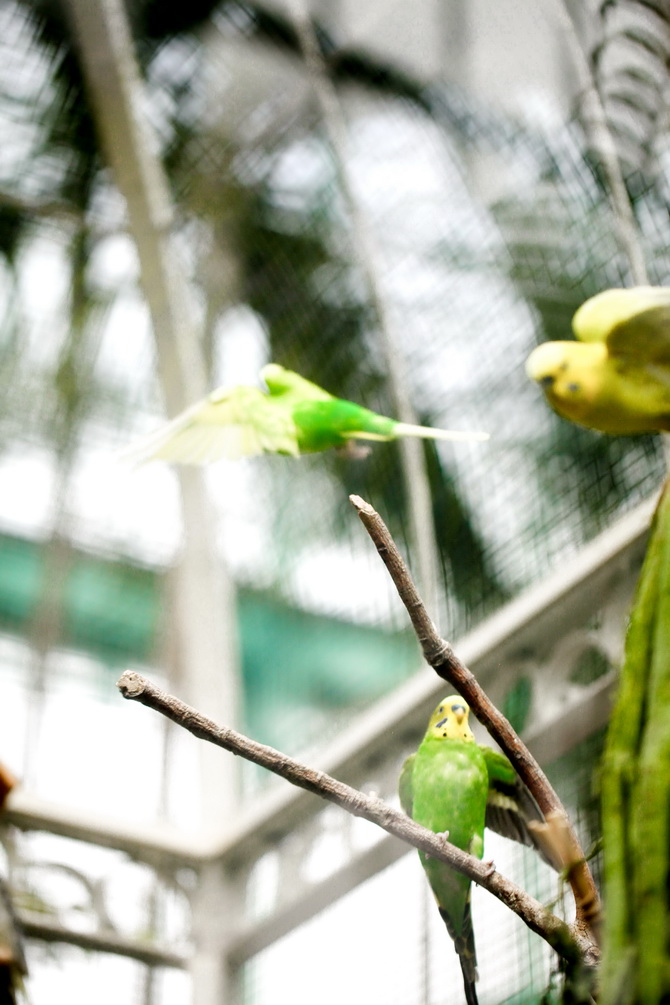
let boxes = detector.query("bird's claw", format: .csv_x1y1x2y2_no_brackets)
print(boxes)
482,859,496,877
338,441,371,460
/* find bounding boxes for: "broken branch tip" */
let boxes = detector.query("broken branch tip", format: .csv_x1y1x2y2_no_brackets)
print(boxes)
117,670,146,698
349,494,374,515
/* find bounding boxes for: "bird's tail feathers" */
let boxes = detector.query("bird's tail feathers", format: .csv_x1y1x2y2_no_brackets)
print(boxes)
439,900,479,1005
393,422,489,443
459,961,479,1005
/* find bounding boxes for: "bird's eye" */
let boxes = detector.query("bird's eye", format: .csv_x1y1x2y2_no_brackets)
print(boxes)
567,382,580,393
540,375,555,388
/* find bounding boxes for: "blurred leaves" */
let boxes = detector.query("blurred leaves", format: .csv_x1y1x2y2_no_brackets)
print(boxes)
589,0,670,191
1,0,667,623
491,169,663,537
0,203,26,265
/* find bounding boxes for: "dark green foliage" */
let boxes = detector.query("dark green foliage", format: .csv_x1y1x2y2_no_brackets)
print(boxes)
12,0,666,630
424,441,509,615
137,0,222,39
339,433,508,617
569,646,610,687
493,195,664,536
0,204,26,264
503,677,532,735
238,183,374,391
534,419,661,538
8,0,508,622
18,1,99,210
54,228,93,435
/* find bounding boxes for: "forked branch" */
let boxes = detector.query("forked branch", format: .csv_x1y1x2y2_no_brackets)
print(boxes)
349,493,601,945
117,670,592,967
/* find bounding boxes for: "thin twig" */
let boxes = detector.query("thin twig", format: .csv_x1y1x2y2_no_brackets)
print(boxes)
0,190,84,223
349,493,602,944
117,670,592,967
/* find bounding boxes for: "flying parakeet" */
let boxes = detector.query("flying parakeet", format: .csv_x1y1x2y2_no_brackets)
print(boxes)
123,363,488,464
399,695,551,1005
525,286,670,434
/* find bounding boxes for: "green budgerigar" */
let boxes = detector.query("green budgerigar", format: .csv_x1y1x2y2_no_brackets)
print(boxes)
122,364,488,464
399,696,551,1005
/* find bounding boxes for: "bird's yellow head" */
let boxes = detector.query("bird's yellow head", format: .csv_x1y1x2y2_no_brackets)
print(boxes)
525,341,573,384
261,363,291,391
525,340,606,423
425,695,475,742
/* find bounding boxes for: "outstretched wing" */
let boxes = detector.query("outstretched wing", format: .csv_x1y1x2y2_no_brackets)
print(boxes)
122,385,300,464
573,287,670,370
606,304,670,371
481,747,558,869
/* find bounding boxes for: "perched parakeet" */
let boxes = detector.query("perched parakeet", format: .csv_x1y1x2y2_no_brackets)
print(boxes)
399,696,550,1005
123,364,489,464
525,286,670,434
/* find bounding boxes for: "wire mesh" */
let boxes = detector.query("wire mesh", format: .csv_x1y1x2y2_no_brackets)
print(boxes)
25,943,191,1005
0,0,664,1001
242,728,603,1005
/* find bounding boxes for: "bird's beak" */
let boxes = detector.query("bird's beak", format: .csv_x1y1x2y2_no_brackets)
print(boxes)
452,705,466,725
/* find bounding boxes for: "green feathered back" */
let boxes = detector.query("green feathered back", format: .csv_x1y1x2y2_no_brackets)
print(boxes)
412,735,488,934
291,399,396,452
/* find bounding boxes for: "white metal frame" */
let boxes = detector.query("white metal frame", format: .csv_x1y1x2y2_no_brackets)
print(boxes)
3,492,656,1002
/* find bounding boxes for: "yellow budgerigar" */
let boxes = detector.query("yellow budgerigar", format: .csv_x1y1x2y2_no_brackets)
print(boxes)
525,286,670,434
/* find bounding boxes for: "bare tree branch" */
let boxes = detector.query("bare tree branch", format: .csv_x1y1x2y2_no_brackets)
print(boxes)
116,670,594,968
0,190,84,223
349,493,602,945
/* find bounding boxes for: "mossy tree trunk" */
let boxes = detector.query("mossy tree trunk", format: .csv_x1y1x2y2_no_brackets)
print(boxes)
601,480,670,1004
